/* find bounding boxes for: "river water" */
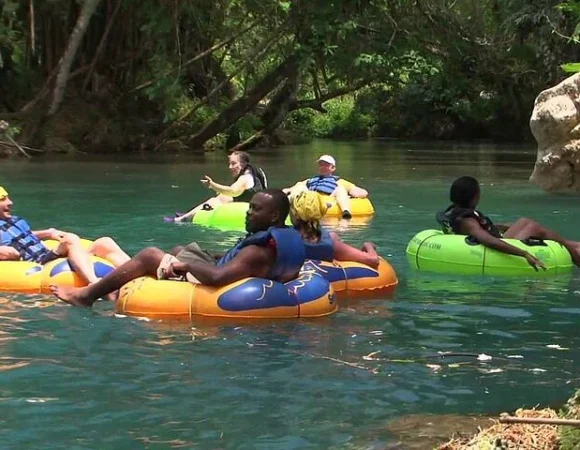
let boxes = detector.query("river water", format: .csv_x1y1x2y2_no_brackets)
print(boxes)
1,140,580,449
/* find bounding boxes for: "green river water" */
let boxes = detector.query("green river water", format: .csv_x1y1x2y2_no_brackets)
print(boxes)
2,140,580,449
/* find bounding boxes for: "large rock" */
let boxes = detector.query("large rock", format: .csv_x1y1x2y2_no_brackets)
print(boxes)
530,73,580,192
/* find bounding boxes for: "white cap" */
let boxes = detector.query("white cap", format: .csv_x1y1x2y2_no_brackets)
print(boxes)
317,154,336,166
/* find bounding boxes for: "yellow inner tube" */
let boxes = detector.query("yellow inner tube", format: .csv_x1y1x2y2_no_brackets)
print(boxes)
317,194,375,217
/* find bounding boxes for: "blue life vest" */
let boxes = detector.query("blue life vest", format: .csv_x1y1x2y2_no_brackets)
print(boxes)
234,165,268,203
303,228,335,261
217,226,305,282
306,175,339,195
0,216,50,263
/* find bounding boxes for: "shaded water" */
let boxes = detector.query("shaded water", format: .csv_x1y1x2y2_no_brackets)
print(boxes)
2,140,580,449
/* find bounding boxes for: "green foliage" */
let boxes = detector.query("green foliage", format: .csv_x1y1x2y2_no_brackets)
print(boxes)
3,0,580,151
284,97,373,139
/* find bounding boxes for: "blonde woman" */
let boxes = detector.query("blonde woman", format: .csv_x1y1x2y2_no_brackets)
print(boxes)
290,188,379,268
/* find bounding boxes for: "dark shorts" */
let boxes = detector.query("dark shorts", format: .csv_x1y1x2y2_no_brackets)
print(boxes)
35,250,60,265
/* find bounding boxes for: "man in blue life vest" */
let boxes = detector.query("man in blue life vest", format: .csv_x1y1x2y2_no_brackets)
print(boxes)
51,189,306,307
283,155,368,219
0,186,130,285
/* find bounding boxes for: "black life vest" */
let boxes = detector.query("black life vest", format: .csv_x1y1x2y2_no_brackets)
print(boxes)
0,216,51,263
234,165,268,203
436,206,502,238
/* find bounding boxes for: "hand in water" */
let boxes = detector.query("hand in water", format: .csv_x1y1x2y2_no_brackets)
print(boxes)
200,176,214,188
524,252,546,271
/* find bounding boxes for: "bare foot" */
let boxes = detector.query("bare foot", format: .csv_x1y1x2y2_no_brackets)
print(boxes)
50,285,96,308
105,290,119,302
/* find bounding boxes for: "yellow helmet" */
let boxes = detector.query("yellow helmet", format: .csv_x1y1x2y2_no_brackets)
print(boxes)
290,188,328,222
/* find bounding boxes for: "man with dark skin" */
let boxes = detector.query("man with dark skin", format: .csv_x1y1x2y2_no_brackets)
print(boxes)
51,189,303,307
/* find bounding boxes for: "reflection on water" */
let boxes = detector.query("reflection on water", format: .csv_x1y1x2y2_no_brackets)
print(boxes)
1,140,580,448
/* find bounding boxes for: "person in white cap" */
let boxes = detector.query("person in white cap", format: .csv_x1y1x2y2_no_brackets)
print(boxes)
283,154,368,219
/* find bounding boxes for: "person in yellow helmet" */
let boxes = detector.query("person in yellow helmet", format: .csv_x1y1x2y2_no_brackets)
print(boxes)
289,187,379,267
0,186,130,289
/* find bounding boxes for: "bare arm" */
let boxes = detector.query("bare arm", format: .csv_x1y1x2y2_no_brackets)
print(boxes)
206,174,252,198
330,232,379,268
33,228,65,240
172,245,273,286
282,181,307,195
0,246,20,260
348,186,368,198
460,218,544,270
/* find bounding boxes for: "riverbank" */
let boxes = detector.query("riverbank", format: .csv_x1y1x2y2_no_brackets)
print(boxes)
437,390,580,449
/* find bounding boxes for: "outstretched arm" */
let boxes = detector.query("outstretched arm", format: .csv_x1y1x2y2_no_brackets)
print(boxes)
170,245,273,286
282,181,307,195
460,218,545,270
330,232,379,268
204,174,252,198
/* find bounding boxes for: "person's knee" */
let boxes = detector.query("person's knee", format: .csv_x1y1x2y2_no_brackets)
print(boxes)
515,217,539,228
58,233,81,252
93,236,118,252
60,232,80,245
136,247,165,264
170,245,184,255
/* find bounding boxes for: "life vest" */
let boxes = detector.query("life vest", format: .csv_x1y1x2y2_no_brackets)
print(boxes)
436,206,502,238
217,226,305,282
233,165,268,203
306,175,339,195
303,228,335,261
0,216,50,263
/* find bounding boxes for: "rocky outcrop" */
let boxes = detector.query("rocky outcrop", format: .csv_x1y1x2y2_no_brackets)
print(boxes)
530,73,580,192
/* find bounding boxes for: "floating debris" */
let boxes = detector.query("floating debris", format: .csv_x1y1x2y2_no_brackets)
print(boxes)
362,351,381,361
546,344,569,350
438,408,559,450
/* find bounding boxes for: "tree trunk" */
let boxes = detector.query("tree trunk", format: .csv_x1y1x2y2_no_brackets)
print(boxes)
48,0,102,116
82,0,122,93
186,55,299,149
230,70,300,152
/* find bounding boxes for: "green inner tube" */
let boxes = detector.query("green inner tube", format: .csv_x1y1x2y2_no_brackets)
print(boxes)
406,229,573,276
192,202,292,231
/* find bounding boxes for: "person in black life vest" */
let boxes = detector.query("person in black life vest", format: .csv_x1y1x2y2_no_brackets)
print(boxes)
171,151,267,223
289,188,380,267
0,186,130,287
437,176,580,270
52,189,305,307
283,155,368,220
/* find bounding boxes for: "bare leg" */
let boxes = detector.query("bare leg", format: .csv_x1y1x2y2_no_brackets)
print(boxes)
57,233,100,284
89,237,131,267
50,247,166,307
331,186,352,218
175,194,232,222
169,245,184,255
503,217,580,265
